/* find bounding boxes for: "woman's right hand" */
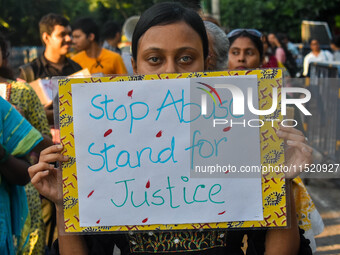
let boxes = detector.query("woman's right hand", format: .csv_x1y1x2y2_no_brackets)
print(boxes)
29,144,69,206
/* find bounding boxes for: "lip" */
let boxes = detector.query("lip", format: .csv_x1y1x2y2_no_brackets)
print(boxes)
236,66,247,70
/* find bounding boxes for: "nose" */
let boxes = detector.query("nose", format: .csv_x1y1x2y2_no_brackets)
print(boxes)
164,59,179,73
238,51,245,62
65,34,72,42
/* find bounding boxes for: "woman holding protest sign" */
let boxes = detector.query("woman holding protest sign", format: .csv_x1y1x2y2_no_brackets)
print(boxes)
29,2,314,255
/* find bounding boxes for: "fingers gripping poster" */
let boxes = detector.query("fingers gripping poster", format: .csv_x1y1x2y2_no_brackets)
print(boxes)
59,69,286,233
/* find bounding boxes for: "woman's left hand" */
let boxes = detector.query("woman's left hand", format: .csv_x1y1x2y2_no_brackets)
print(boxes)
276,125,313,179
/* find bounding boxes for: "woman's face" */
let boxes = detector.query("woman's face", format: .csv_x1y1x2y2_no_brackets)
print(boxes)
132,21,205,75
228,36,261,70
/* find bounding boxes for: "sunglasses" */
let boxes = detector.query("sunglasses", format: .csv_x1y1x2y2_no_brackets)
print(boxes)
227,29,262,38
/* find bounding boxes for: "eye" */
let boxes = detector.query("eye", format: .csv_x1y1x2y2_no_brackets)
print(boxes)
231,50,239,55
147,56,160,64
179,55,192,63
246,50,255,56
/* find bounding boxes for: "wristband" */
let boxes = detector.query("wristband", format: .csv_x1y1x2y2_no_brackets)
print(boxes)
0,145,10,164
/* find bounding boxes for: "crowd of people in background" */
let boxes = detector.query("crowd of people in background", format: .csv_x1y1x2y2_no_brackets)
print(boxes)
1,1,339,254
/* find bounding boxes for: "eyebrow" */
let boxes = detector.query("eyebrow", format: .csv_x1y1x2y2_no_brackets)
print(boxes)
142,47,200,52
230,47,256,50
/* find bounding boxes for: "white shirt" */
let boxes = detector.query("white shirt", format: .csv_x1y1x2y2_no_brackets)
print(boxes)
303,50,334,76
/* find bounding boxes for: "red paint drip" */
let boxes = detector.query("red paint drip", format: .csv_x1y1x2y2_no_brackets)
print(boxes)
245,70,252,75
223,126,231,132
218,211,226,215
224,170,229,174
87,190,95,198
127,90,133,98
142,218,148,223
96,219,100,224
104,129,112,137
156,130,162,137
146,180,150,189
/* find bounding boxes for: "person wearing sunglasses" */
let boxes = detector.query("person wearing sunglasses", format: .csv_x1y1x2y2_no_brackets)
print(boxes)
227,29,264,70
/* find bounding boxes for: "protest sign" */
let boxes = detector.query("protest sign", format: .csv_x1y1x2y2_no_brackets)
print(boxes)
59,69,287,233
30,68,90,105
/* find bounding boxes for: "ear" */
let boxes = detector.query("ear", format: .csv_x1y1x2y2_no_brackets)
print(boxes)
42,32,49,45
131,57,138,74
88,33,95,42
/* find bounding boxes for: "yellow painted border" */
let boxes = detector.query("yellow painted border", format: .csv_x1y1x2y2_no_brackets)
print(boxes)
59,69,286,232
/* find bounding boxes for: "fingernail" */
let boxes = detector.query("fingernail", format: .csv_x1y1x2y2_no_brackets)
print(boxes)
63,155,69,160
287,140,294,145
276,130,282,136
49,164,54,169
57,144,63,149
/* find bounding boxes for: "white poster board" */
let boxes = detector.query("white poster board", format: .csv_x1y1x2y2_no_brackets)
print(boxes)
71,76,263,227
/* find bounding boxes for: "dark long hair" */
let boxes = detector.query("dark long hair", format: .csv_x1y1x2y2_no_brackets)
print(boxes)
277,33,297,77
131,2,208,61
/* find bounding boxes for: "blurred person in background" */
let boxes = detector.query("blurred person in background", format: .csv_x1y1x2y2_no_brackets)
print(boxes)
101,20,122,55
261,33,279,68
71,17,127,75
330,35,340,61
280,33,299,59
303,38,333,76
268,33,298,77
268,33,286,64
202,14,221,27
18,13,82,125
204,21,229,71
18,13,81,83
276,33,298,77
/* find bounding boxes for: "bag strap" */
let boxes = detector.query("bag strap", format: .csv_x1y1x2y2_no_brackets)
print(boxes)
19,63,35,83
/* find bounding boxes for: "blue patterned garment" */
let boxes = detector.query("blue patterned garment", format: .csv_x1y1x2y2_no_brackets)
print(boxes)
0,97,42,255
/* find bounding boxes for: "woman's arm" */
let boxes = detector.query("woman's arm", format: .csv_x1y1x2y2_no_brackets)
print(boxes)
263,125,313,255
264,180,300,255
29,144,88,254
0,144,30,185
56,205,88,254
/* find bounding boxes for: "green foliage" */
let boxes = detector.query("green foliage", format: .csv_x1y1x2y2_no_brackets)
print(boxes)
1,0,62,45
0,0,339,45
0,0,162,45
336,15,340,28
219,0,340,41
